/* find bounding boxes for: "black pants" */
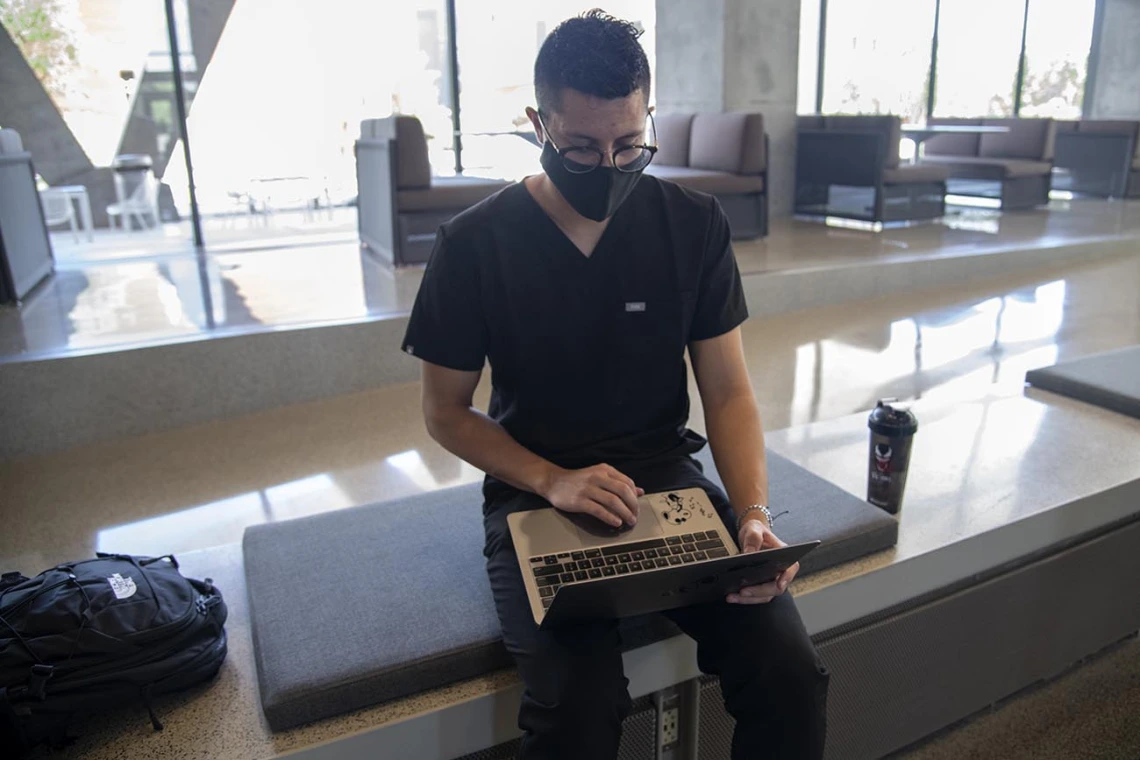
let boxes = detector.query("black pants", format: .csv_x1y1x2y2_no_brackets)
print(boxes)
484,454,830,760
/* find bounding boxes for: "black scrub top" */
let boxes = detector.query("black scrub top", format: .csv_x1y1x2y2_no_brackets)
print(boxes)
401,175,748,504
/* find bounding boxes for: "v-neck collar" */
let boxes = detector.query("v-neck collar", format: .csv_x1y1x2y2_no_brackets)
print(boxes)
517,180,627,263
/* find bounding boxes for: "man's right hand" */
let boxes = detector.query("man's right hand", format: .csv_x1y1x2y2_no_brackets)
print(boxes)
540,464,644,528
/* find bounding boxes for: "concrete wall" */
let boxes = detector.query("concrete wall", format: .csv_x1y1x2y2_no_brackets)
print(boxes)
0,23,92,185
656,0,801,216
188,0,237,71
655,0,726,113
722,0,800,217
0,315,421,460
1086,0,1140,119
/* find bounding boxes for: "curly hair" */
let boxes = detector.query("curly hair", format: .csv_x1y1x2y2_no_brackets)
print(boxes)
534,9,651,113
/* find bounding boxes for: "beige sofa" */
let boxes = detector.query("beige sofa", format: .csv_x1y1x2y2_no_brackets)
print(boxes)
645,112,768,238
355,117,509,266
357,112,771,262
919,117,1055,209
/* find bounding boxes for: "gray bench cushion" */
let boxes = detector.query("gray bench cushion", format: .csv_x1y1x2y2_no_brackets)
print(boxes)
1026,346,1140,419
244,447,897,731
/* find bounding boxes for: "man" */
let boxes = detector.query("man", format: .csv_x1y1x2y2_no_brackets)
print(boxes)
401,11,829,759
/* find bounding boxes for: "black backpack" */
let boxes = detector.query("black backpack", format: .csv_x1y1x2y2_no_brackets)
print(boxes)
0,553,227,756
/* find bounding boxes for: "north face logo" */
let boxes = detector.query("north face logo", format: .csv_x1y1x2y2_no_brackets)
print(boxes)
107,573,137,600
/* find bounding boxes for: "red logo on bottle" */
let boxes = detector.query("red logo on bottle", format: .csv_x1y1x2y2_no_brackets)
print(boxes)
874,443,893,473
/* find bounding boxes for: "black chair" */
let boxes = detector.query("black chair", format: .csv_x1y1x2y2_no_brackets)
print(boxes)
795,115,948,224
1052,120,1139,199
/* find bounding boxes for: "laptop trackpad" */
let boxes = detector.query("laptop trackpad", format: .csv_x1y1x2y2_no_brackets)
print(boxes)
568,509,663,547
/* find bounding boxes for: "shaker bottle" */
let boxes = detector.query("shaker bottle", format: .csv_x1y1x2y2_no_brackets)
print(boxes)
866,399,918,514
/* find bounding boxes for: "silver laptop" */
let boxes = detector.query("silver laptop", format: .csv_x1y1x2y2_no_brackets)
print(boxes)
508,488,819,628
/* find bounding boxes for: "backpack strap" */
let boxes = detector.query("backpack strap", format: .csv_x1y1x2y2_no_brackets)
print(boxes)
0,612,46,668
140,685,164,732
26,665,54,700
139,555,179,570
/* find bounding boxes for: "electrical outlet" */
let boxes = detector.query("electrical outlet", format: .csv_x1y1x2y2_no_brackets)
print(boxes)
656,687,683,755
660,706,680,748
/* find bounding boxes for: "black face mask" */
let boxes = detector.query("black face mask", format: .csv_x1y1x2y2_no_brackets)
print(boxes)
539,141,644,222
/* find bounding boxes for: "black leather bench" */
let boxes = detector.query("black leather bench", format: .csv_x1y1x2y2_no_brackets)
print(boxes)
244,447,898,730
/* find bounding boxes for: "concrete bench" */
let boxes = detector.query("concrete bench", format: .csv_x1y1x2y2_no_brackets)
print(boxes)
42,393,1140,759
243,447,899,731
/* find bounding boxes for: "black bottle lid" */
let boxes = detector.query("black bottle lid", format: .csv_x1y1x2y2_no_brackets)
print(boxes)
868,399,918,437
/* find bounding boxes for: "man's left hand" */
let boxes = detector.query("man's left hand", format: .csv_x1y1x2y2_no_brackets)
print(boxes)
726,517,798,605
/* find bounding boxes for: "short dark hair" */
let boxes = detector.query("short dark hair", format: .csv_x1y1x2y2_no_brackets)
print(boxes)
534,9,651,114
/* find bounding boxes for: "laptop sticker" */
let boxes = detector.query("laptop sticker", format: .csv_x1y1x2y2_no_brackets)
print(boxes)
662,493,692,525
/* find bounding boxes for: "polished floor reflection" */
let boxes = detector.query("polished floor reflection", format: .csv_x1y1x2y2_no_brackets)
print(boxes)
2,251,1138,573
770,390,1140,581
46,207,359,264
0,242,417,359
3,198,1138,360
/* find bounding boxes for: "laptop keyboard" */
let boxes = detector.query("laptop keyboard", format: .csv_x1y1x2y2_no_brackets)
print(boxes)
528,532,730,609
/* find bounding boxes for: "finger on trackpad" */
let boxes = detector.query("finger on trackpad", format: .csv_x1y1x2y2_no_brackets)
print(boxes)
568,511,658,543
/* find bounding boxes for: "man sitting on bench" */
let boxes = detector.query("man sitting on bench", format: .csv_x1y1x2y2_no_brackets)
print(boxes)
401,11,829,759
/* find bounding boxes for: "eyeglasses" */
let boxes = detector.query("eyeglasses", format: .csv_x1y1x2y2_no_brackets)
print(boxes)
538,112,658,174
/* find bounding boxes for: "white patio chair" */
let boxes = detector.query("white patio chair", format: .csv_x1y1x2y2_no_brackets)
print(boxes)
39,189,79,242
107,171,160,230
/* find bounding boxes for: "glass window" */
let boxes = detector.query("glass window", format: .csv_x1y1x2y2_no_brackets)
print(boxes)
1,0,180,168
2,0,191,255
819,0,936,123
454,1,656,180
162,0,450,246
797,0,821,114
1017,0,1095,119
932,0,1025,117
